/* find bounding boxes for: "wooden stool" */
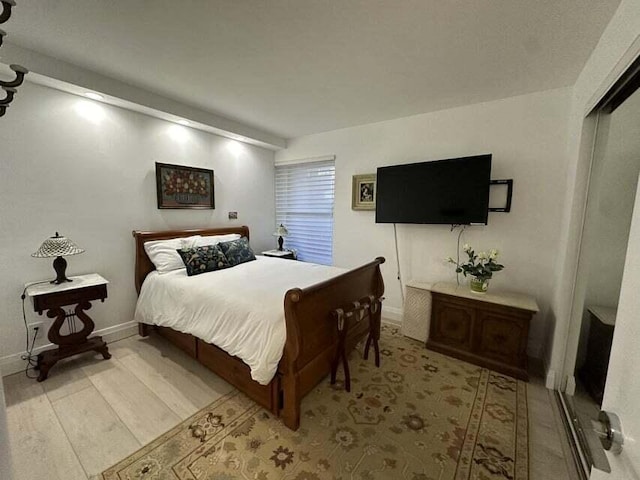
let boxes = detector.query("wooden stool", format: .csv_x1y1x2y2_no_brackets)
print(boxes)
330,295,383,391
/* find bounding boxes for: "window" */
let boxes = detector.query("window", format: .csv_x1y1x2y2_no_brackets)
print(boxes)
275,158,335,265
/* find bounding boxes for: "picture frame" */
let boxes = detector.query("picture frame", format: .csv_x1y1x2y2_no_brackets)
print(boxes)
352,173,377,210
155,162,215,209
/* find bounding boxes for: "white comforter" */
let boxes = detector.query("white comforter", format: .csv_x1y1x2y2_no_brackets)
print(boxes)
134,256,345,385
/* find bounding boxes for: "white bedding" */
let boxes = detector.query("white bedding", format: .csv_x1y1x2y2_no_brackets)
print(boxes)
134,256,346,385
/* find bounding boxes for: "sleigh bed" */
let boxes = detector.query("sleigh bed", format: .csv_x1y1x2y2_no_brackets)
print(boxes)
132,226,385,430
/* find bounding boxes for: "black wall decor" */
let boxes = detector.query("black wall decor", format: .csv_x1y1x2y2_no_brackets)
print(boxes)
0,0,28,118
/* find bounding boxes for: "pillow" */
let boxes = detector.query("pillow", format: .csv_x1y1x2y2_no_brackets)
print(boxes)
176,244,231,276
195,233,241,247
218,236,256,266
144,235,201,273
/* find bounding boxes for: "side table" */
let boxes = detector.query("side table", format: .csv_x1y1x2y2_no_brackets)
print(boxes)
27,273,111,381
261,249,296,260
426,282,538,381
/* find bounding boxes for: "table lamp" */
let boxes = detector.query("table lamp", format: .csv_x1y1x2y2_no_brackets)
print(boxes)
273,224,289,251
32,232,85,284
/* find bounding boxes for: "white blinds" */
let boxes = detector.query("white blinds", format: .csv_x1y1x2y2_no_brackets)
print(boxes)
275,159,335,265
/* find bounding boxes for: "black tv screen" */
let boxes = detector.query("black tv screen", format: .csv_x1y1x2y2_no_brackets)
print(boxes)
375,154,492,225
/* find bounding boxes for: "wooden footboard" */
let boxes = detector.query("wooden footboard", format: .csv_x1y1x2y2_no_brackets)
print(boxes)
132,227,385,431
279,257,385,429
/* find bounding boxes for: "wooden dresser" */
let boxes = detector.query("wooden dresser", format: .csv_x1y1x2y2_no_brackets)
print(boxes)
426,283,538,381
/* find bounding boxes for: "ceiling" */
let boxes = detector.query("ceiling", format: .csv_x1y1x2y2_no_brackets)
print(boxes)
4,0,620,139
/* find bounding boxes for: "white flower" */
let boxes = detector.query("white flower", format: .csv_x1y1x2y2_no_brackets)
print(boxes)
462,243,471,252
489,248,499,259
477,251,488,260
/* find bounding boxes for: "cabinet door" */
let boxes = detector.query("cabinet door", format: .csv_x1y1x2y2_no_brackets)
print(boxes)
431,299,475,350
477,310,527,366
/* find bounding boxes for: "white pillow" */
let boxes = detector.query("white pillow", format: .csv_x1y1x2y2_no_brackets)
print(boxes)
195,233,241,247
144,235,201,273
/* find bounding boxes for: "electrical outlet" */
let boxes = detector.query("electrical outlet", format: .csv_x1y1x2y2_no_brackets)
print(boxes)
27,321,48,348
27,321,43,332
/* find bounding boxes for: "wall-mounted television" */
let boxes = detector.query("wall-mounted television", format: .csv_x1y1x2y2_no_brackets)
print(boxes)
375,154,492,225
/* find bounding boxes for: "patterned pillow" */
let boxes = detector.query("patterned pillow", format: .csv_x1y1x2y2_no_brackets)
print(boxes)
218,236,256,266
176,244,230,276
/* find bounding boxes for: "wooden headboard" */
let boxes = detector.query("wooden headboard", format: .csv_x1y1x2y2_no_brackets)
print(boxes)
132,226,250,294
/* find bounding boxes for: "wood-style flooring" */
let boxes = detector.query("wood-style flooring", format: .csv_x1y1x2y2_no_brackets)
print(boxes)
3,331,577,479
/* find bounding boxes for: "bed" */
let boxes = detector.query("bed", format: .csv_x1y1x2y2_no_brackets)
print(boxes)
132,226,385,430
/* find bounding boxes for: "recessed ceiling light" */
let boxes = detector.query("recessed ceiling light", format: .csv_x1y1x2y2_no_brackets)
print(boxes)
84,92,104,101
178,119,190,126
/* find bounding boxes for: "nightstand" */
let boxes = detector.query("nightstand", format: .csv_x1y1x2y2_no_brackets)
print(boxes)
262,249,296,260
26,273,111,381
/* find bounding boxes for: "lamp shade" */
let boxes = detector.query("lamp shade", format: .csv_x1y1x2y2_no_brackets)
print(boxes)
31,232,84,258
273,224,289,237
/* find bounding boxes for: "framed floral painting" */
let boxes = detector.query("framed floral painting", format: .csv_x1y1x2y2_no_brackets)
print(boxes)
155,162,215,209
352,173,376,210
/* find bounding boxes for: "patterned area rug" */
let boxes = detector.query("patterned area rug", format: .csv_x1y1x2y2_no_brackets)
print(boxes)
101,327,528,480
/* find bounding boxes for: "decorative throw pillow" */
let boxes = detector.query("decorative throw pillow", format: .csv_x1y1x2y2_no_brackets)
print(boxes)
144,235,201,274
176,244,231,276
218,236,256,266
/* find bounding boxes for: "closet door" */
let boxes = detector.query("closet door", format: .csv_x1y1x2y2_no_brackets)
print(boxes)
590,172,640,480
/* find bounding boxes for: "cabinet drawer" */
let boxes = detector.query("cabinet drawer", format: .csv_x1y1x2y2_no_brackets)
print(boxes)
198,340,275,411
477,310,527,366
33,284,107,313
430,299,475,350
155,326,197,358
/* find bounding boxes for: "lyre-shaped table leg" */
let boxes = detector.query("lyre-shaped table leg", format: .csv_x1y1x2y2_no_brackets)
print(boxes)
0,0,16,25
36,300,110,381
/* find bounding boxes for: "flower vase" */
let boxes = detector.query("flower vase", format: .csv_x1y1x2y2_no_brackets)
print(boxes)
470,277,489,294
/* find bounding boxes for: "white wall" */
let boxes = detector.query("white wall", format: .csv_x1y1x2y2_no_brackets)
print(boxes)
549,0,640,387
276,87,572,358
0,83,275,370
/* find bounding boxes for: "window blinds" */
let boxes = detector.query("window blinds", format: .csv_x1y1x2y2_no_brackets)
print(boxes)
275,159,335,265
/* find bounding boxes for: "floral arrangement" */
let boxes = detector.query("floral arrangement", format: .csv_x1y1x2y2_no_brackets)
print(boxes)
447,244,504,281
163,170,208,196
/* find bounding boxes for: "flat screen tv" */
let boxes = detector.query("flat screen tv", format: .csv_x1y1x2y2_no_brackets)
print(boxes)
375,154,492,225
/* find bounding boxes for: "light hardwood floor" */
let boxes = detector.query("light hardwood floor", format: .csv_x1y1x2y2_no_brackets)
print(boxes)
4,332,578,479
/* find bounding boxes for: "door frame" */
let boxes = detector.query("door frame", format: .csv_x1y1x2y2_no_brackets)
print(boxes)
555,45,640,479
559,42,640,392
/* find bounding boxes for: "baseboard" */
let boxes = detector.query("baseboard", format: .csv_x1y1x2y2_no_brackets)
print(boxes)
546,369,557,390
0,321,138,377
382,306,403,326
381,317,402,328
540,340,559,390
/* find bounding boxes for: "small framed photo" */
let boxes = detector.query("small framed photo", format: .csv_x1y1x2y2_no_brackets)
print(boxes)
352,173,377,211
155,162,215,209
